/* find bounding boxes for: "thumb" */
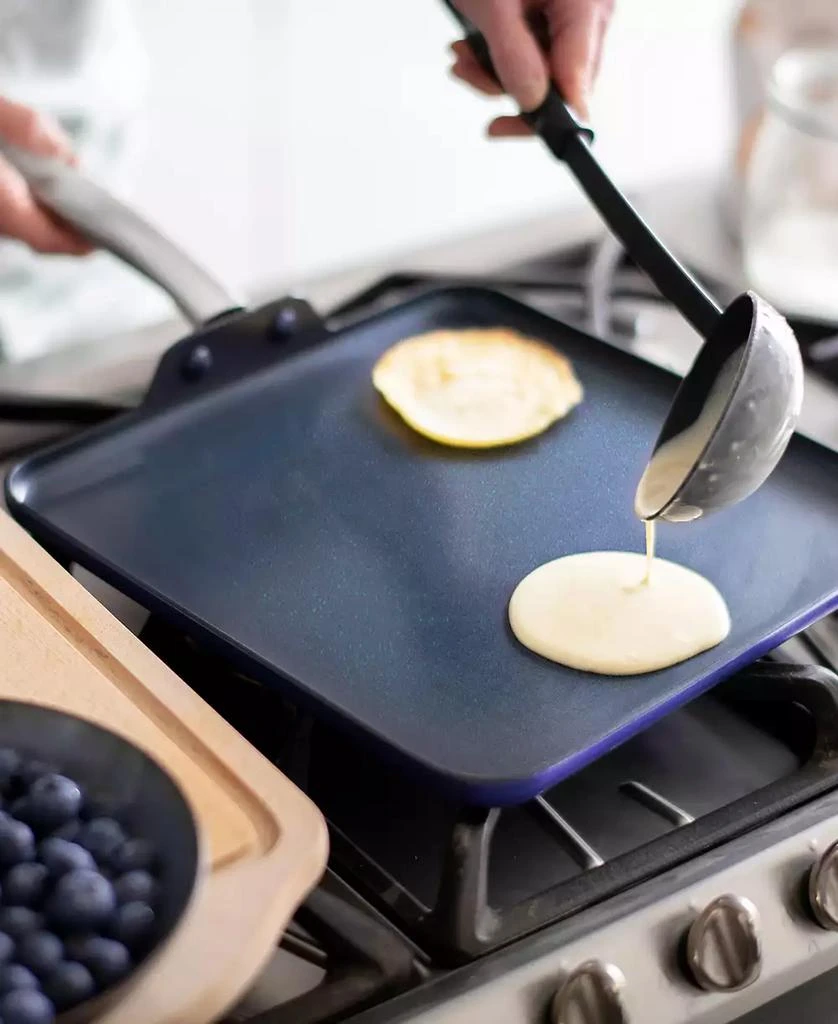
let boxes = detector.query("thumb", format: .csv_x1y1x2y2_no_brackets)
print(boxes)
456,0,549,111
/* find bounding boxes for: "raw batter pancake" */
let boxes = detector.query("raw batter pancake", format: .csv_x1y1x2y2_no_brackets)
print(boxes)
508,549,730,676
372,327,583,448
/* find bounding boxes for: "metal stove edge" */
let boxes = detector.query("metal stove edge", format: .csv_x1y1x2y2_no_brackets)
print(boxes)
348,788,838,1024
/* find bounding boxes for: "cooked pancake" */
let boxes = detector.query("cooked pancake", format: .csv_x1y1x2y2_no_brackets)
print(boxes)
372,327,583,448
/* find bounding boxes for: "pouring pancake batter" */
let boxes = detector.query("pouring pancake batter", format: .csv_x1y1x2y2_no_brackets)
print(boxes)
509,352,740,676
508,549,730,676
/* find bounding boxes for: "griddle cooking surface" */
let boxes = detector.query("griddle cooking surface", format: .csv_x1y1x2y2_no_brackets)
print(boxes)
9,288,838,803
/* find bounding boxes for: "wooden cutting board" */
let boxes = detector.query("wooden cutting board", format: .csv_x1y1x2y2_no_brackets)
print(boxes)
0,510,328,1023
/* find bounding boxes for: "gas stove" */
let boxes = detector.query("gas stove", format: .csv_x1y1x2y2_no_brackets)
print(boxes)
5,217,838,1023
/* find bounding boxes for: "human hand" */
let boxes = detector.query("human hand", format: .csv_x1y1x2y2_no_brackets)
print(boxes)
0,96,92,255
449,0,613,135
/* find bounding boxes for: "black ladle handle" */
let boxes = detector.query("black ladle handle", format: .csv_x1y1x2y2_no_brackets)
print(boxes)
443,2,722,339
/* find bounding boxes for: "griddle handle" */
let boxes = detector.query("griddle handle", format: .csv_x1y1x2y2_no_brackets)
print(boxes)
0,143,244,328
440,2,723,339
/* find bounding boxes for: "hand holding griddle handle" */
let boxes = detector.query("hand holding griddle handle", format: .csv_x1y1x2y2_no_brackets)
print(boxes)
0,141,244,328
440,1,723,340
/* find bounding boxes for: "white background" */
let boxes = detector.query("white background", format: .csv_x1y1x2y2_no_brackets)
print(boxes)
129,0,739,297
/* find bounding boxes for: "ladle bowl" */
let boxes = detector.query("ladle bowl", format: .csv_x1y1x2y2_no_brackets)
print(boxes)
635,292,804,522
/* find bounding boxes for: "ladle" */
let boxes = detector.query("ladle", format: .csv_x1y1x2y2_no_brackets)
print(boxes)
443,3,804,522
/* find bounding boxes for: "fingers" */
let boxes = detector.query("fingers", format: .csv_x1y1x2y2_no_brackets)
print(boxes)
454,0,549,110
487,116,533,138
0,97,91,254
448,42,533,137
449,40,532,137
0,96,75,161
0,156,91,255
450,40,504,96
450,0,615,132
546,0,614,117
588,0,614,81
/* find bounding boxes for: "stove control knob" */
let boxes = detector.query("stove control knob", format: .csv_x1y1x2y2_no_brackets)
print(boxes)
808,838,838,929
551,960,629,1024
686,895,762,992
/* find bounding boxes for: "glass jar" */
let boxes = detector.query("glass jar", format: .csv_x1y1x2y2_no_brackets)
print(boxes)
742,48,838,320
729,0,838,234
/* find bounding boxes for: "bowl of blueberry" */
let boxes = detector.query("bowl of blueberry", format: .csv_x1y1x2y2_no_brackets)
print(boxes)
0,701,200,1024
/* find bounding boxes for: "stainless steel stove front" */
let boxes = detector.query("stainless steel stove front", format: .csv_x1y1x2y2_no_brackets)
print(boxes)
350,789,838,1024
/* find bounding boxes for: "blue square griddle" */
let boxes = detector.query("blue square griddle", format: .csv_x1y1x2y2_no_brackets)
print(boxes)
8,287,838,805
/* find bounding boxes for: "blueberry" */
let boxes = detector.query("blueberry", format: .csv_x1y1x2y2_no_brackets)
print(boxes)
76,819,124,866
46,870,115,933
0,819,34,868
18,776,82,835
0,910,42,942
113,870,157,906
61,934,93,962
8,799,32,825
108,902,155,950
48,821,79,843
71,936,130,988
42,961,95,1011
78,797,113,823
15,933,62,978
0,988,55,1024
0,934,13,967
0,965,38,994
0,751,21,793
109,838,155,875
38,840,94,880
14,762,54,793
3,864,49,908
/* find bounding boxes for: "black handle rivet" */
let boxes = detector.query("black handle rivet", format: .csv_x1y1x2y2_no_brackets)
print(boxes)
272,304,300,338
181,344,213,381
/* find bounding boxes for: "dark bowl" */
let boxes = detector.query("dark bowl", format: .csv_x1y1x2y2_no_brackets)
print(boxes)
0,700,201,1020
